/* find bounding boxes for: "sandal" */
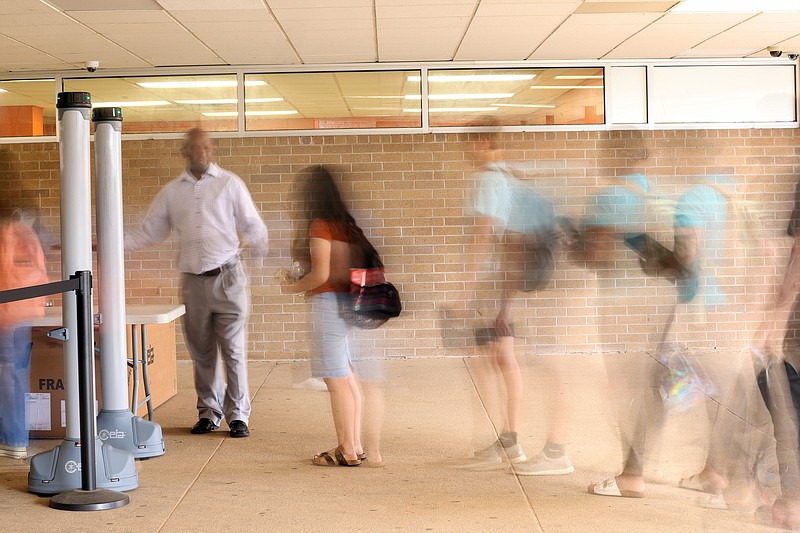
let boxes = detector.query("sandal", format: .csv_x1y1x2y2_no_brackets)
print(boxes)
588,477,644,498
312,447,361,467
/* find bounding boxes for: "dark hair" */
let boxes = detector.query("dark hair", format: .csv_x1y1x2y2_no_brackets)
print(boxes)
296,165,381,267
301,165,356,225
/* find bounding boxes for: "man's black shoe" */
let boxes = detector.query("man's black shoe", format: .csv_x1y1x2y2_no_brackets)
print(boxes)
190,418,219,434
229,420,250,438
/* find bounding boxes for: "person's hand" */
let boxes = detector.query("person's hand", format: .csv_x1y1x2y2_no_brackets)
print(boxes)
274,268,297,296
274,268,292,286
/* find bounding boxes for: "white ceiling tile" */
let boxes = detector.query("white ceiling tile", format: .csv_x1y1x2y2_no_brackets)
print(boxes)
378,17,471,30
0,1,57,15
286,22,376,62
675,48,760,57
606,12,752,58
168,9,272,23
183,29,298,64
61,10,223,66
0,11,73,28
377,0,476,5
169,10,298,65
530,12,661,59
93,31,223,66
694,12,800,51
475,1,579,17
70,10,175,25
49,0,162,10
269,0,371,7
156,0,265,9
379,28,465,61
377,4,475,18
456,16,565,60
272,7,372,24
772,35,800,50
0,35,68,70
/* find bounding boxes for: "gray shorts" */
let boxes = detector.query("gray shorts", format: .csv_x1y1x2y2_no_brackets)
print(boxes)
310,292,353,378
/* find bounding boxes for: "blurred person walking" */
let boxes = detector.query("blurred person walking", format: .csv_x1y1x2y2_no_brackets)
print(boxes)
0,214,48,458
125,128,268,438
457,124,567,473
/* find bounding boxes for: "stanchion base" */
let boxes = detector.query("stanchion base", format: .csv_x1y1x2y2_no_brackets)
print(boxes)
50,488,129,511
28,438,138,495
97,409,165,459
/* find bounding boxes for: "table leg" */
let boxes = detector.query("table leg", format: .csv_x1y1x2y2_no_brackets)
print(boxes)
130,324,139,414
140,325,155,421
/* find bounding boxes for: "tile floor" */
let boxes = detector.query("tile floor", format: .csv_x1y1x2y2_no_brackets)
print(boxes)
0,355,787,532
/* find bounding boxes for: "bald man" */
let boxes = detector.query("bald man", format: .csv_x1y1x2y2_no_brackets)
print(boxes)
126,128,268,438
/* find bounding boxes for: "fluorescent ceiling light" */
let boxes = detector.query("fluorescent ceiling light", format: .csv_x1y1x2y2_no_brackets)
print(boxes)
93,101,170,107
404,107,499,113
554,75,604,80
346,95,405,99
202,110,298,117
0,79,55,83
405,93,514,100
137,80,267,89
495,103,556,109
174,98,284,105
407,74,536,83
529,85,604,89
672,0,800,12
246,110,298,116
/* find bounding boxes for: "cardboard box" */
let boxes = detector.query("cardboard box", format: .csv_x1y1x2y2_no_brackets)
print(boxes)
26,322,177,438
126,322,178,418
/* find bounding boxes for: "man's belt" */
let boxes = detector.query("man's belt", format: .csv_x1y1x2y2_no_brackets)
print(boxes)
197,256,239,277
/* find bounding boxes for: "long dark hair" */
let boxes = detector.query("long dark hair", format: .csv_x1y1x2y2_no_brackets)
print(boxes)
301,165,356,225
296,165,381,268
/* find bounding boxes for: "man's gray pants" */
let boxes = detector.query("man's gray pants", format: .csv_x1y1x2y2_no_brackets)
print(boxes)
181,262,251,427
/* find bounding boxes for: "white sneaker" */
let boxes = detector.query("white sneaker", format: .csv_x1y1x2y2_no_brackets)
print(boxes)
292,378,327,391
513,452,574,476
500,443,527,464
698,493,728,510
0,445,27,459
455,442,527,471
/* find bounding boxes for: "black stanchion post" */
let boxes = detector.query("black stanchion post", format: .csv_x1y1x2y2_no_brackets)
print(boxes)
49,271,130,511
75,270,96,492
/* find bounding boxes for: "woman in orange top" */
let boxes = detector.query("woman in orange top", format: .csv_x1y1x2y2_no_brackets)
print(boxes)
285,165,368,467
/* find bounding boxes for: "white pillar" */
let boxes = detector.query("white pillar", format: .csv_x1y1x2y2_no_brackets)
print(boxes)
57,92,94,440
93,107,127,411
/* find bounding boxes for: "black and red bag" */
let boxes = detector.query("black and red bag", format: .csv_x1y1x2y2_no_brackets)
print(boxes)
338,233,401,329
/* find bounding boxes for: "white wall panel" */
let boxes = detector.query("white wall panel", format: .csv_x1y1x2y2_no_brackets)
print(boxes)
608,66,647,124
652,65,796,123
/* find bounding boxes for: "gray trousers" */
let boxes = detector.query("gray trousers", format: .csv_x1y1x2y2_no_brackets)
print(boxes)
181,262,251,426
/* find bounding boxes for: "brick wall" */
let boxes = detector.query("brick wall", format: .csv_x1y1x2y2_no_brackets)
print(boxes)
1,128,797,360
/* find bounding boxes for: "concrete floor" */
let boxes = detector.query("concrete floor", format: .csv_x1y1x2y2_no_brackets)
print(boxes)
0,355,786,532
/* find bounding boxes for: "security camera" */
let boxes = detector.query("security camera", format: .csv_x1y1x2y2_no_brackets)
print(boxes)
769,47,783,58
85,60,99,73
789,53,799,61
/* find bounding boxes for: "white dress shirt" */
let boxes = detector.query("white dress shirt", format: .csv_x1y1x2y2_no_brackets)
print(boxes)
125,163,268,274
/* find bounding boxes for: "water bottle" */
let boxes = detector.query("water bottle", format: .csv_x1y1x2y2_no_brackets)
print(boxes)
291,261,305,282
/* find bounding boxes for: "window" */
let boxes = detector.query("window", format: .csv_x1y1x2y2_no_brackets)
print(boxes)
244,71,421,131
425,68,605,127
0,79,57,137
62,75,242,133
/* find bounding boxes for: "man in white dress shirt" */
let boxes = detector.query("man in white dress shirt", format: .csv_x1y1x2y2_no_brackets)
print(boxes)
125,128,268,438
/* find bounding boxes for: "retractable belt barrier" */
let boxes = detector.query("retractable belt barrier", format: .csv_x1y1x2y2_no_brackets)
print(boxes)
0,271,130,511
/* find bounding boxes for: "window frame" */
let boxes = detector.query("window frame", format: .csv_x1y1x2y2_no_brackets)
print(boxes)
0,58,795,144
